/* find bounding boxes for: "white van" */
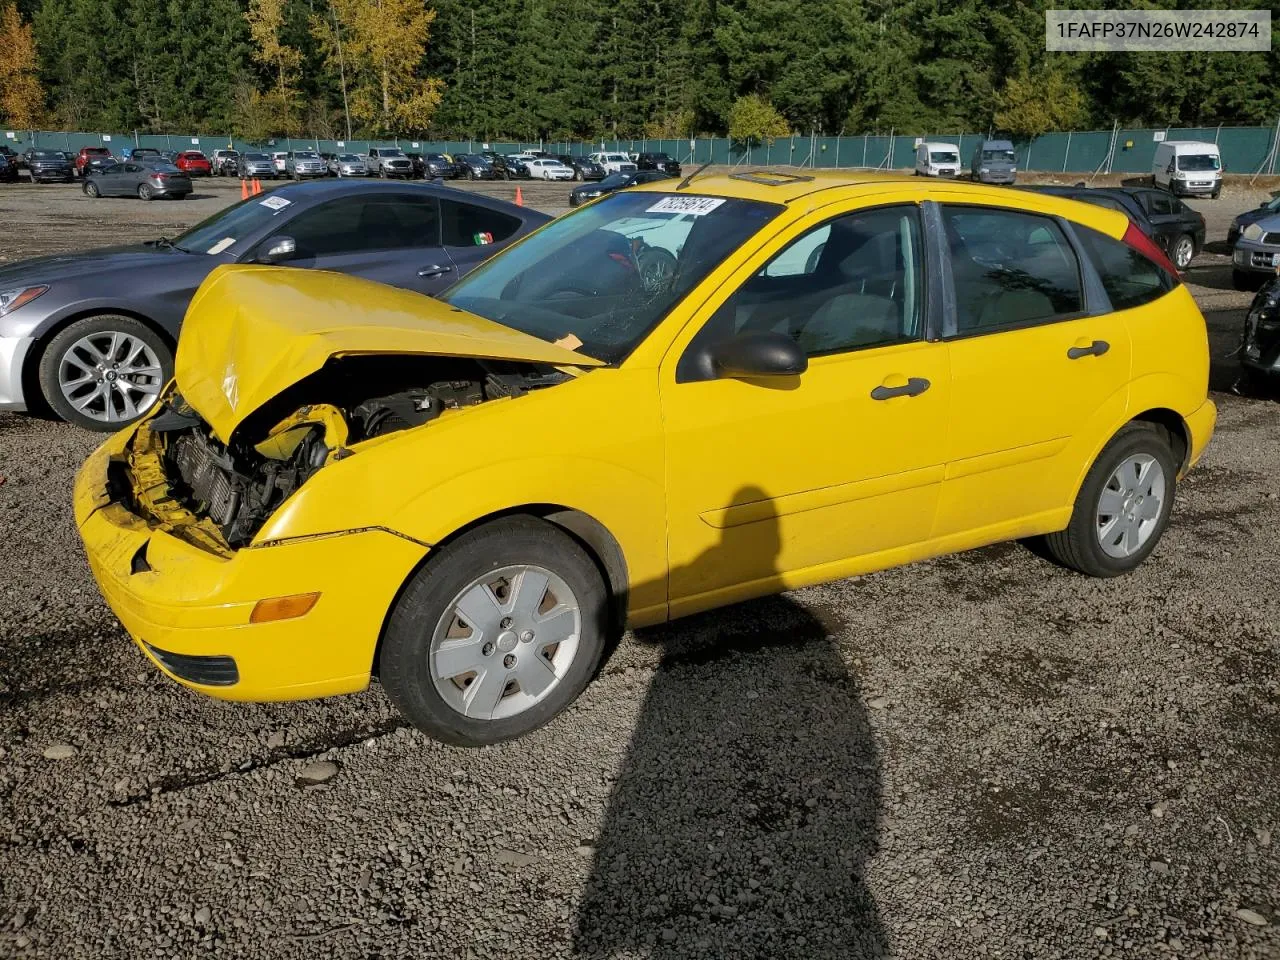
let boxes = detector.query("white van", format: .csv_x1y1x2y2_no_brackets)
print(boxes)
915,142,961,178
1152,140,1222,198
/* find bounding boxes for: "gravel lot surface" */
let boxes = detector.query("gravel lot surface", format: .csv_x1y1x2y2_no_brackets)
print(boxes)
1,176,1277,959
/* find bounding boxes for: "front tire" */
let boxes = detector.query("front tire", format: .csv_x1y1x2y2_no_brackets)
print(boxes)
37,314,172,431
1037,422,1178,577
380,516,608,747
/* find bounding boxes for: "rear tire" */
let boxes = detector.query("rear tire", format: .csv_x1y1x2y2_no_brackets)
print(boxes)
84,181,100,198
1172,233,1195,270
380,516,608,747
1037,422,1178,577
137,183,153,200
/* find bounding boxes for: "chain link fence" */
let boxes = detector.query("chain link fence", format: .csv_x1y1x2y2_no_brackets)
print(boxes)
5,122,1279,176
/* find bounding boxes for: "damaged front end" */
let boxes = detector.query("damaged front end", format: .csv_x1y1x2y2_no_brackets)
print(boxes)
120,355,572,553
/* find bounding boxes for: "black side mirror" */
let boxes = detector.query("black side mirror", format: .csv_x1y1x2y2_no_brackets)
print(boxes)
1261,201,1270,209
255,235,297,264
709,331,807,380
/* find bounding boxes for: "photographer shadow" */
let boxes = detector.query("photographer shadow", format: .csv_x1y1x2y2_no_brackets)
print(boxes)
573,486,887,959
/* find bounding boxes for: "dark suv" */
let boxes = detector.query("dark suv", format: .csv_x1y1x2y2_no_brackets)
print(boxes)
557,155,605,181
635,152,682,175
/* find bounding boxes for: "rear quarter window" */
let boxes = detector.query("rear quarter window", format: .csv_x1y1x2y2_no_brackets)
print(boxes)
1075,226,1176,312
441,200,522,246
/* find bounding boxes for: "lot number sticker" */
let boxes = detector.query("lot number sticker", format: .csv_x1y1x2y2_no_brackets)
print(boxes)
259,195,291,211
646,196,725,216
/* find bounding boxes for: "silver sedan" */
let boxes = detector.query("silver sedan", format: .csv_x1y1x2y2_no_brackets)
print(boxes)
328,153,369,177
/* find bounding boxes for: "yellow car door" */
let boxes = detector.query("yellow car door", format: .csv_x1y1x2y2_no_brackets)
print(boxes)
932,202,1134,541
658,201,950,618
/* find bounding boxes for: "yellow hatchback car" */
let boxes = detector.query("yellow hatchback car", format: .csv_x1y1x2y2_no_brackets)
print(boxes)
75,171,1215,745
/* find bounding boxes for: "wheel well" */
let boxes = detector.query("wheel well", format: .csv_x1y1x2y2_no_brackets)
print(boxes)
370,505,629,679
23,309,175,414
1131,408,1189,471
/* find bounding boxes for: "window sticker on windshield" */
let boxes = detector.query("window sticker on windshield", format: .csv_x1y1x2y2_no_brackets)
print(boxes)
646,196,725,216
259,195,291,211
206,237,235,255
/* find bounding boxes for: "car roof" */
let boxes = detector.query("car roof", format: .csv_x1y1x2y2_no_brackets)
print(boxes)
258,178,551,219
922,142,959,149
627,170,1131,232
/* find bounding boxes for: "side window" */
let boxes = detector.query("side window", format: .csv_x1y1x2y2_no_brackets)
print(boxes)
441,199,522,246
1078,195,1126,215
1145,192,1173,216
280,195,441,255
124,163,142,173
1075,225,1175,311
942,206,1083,334
678,205,925,380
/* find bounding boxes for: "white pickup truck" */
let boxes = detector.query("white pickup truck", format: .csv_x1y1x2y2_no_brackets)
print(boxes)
588,151,637,175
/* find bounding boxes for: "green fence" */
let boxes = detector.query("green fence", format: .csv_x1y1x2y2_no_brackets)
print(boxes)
5,124,1279,175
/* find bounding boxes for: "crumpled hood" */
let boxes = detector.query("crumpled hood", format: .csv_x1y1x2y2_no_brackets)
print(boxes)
176,265,602,443
0,245,179,286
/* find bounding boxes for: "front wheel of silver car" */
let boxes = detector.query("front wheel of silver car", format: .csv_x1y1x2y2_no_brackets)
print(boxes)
380,516,608,747
1036,422,1178,577
1172,234,1195,270
38,315,172,431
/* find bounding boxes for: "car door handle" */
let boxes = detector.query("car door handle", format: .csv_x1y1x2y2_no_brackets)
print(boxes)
870,377,930,400
417,264,454,278
1067,339,1110,360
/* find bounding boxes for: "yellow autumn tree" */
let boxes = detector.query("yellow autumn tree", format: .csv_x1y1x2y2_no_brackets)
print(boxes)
0,2,45,128
312,0,443,134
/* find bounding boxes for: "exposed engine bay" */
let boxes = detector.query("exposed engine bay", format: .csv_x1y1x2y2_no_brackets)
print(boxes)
123,355,570,550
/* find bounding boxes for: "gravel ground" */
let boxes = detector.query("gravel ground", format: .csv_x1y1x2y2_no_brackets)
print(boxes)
0,176,1277,959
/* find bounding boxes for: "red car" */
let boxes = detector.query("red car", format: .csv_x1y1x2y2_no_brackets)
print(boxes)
75,146,114,176
174,151,212,176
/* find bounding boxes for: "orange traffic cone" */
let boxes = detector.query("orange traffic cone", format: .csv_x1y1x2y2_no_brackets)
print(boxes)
252,178,262,196
514,186,524,207
240,178,249,200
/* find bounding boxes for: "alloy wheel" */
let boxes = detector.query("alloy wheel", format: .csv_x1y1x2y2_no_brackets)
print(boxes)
1174,236,1194,270
57,331,164,423
1095,453,1165,558
429,564,582,721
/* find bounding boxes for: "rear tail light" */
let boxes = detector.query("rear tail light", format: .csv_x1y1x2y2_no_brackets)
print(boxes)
1122,220,1181,279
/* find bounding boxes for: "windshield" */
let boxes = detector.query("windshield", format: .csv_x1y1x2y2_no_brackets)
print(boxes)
380,149,406,157
982,149,1016,163
173,194,295,255
339,154,362,162
1178,154,1220,171
443,192,782,364
85,148,109,155
597,173,631,189
32,151,63,160
294,152,319,160
930,151,959,164
244,153,269,161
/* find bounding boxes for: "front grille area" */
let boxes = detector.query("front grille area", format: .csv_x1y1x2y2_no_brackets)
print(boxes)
144,643,239,685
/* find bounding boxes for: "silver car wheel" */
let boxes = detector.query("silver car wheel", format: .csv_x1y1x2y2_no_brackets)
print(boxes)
1173,236,1194,269
58,331,164,423
1096,453,1165,558
429,564,582,722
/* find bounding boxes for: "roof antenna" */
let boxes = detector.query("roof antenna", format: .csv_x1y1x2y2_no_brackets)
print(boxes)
676,160,712,191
